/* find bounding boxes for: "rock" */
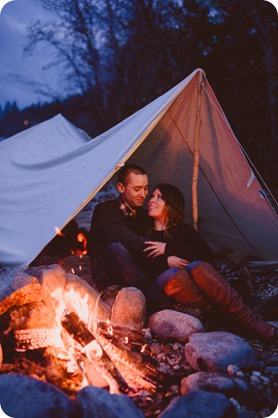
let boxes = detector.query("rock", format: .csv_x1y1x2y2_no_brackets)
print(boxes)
111,287,146,330
159,390,236,418
147,309,204,343
9,300,56,331
261,352,278,366
0,268,42,315
76,386,144,418
185,331,257,372
26,264,67,299
180,371,264,409
26,264,67,311
0,373,75,417
101,285,122,308
227,364,241,376
265,366,278,376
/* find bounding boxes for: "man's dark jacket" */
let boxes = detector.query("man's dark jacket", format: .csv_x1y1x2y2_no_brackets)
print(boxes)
89,198,150,281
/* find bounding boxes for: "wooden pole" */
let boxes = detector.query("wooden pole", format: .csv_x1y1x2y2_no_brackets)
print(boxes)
192,71,203,230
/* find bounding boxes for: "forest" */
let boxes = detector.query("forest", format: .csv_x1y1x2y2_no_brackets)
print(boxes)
0,0,277,199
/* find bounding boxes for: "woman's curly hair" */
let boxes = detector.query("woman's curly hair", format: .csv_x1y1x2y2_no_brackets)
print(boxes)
151,183,185,235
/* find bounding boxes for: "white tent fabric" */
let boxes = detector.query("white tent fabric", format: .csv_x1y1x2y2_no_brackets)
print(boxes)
0,69,277,268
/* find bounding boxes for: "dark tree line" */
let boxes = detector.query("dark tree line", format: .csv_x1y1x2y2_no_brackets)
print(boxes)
0,0,277,198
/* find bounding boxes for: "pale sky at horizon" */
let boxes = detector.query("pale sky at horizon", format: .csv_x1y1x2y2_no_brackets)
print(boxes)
0,0,277,110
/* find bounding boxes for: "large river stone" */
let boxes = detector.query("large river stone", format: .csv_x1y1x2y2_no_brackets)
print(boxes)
185,331,258,372
0,373,74,418
148,309,204,343
0,268,42,315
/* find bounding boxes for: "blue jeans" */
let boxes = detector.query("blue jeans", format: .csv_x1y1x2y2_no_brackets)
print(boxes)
103,243,173,312
155,261,203,289
155,268,179,289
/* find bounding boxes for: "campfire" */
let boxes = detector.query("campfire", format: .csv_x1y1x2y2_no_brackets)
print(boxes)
47,284,165,395
0,261,184,416
0,230,277,417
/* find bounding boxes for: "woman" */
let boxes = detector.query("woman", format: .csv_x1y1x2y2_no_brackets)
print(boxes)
142,183,277,342
139,183,213,283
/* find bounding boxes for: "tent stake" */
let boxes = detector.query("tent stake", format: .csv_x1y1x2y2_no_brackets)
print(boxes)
192,71,203,230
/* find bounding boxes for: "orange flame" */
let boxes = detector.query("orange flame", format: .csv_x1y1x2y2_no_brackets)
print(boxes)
51,287,90,328
71,232,88,256
54,226,64,236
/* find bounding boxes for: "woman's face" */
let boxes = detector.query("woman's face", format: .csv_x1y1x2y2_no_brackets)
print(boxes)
148,188,168,220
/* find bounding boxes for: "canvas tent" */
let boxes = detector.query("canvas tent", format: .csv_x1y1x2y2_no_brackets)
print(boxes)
0,68,277,268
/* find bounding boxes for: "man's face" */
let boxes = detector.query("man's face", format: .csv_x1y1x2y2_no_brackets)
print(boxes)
117,172,149,209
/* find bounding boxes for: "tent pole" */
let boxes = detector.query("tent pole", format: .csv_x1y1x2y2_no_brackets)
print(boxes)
192,71,203,230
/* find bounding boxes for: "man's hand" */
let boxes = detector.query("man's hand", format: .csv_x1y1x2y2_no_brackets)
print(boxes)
144,241,166,258
167,256,189,268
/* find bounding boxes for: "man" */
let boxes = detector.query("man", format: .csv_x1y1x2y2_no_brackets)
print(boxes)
90,164,148,282
89,164,178,312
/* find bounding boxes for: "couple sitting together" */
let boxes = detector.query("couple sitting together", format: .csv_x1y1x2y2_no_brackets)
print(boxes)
89,164,277,342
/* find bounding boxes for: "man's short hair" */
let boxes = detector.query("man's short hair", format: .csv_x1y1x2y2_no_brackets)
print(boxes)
117,164,147,185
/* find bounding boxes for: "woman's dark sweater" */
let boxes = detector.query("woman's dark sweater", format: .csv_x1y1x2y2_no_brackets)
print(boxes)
138,223,214,281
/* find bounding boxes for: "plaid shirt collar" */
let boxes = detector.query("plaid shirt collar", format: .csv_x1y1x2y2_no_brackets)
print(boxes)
118,196,136,219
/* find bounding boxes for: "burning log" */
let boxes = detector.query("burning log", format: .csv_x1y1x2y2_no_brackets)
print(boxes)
95,320,153,355
61,311,94,347
61,311,166,394
94,332,164,392
14,328,61,351
61,310,130,394
94,320,166,388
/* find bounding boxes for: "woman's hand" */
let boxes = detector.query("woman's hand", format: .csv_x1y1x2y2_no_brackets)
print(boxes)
167,256,189,268
144,241,166,258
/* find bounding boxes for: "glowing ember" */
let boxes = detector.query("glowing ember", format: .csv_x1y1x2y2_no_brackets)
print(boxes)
140,344,147,353
106,320,113,336
84,340,103,362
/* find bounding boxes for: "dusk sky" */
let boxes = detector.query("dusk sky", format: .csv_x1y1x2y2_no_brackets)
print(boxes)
0,0,61,109
0,0,277,110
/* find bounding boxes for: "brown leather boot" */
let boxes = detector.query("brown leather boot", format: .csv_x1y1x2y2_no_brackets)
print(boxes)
164,269,215,313
188,261,277,342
